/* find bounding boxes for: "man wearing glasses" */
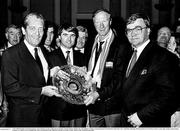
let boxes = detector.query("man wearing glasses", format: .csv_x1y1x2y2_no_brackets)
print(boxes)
119,13,179,127
84,13,180,127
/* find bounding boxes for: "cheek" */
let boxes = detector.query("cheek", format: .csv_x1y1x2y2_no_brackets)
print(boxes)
71,37,76,42
51,35,54,40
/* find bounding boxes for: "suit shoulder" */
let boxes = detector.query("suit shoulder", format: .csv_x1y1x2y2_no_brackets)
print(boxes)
150,42,179,65
48,49,61,57
2,43,21,57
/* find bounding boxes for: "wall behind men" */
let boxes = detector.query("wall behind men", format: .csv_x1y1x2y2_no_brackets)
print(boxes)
30,0,54,22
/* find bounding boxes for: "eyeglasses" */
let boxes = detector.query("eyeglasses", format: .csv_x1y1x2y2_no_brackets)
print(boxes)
125,26,147,36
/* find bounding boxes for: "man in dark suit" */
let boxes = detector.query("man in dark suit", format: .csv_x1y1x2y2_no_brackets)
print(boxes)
1,12,60,127
46,23,87,127
119,13,179,127
85,13,180,127
84,9,130,127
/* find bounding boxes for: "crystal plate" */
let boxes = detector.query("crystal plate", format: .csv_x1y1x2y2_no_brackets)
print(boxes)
52,65,94,105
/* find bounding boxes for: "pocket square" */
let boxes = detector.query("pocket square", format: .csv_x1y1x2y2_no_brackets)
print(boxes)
140,69,147,75
106,61,113,68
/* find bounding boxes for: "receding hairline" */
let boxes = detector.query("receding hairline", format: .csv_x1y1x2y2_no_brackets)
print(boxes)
24,13,45,28
93,10,111,20
158,27,171,32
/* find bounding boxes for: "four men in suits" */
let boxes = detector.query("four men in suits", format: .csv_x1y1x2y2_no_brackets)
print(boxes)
1,12,60,127
1,11,179,127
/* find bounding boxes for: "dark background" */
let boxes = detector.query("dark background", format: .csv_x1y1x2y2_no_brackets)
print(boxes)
0,0,179,47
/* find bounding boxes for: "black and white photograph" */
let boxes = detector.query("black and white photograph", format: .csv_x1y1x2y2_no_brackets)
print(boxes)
0,0,180,130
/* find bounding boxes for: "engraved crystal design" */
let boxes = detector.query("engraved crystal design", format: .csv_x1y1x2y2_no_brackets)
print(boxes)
52,65,95,105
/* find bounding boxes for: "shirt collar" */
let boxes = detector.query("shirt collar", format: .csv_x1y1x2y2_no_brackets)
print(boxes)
24,40,38,52
134,39,150,59
60,45,73,55
7,42,13,48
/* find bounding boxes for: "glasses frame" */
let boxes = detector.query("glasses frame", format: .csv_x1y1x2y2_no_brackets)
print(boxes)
125,26,147,36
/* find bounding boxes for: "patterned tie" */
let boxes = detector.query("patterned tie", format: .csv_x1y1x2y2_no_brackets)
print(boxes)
66,50,71,65
126,49,137,77
91,41,104,76
34,48,43,74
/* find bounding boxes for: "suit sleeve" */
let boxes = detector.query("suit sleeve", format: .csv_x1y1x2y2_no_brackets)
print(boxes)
1,51,42,104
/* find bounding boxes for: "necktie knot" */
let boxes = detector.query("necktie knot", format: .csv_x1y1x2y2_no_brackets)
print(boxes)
66,50,70,55
66,50,71,65
97,41,104,53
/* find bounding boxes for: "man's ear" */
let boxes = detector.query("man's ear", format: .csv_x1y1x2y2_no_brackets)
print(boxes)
21,27,26,35
110,18,112,26
5,32,8,39
147,28,151,36
58,35,61,41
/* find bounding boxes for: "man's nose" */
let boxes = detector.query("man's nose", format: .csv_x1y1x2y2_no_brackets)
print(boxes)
14,34,19,40
99,22,104,28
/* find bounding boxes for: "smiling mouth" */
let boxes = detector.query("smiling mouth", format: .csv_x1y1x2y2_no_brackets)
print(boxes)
131,38,139,40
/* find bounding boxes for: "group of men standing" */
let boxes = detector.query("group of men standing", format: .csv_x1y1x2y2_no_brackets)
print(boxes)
0,9,180,128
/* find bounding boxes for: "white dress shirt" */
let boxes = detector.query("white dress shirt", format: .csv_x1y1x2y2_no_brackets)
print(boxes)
134,39,150,61
60,46,74,65
24,40,49,82
89,29,113,87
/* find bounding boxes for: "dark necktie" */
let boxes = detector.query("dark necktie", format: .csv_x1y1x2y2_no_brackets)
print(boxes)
34,48,44,74
91,41,104,76
66,50,71,65
126,49,137,77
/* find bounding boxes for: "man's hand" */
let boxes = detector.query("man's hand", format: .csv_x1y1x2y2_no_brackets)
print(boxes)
41,85,62,97
127,112,142,127
84,91,99,106
50,66,60,77
171,111,180,127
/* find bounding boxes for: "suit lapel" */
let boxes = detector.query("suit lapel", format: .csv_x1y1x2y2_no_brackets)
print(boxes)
123,42,154,91
58,48,67,64
19,42,46,83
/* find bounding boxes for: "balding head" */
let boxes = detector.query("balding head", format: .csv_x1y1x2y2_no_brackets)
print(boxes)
157,26,171,48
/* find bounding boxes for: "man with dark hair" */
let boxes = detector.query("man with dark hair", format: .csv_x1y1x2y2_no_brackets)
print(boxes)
74,25,88,54
46,23,87,127
41,21,57,54
120,13,179,127
1,12,60,127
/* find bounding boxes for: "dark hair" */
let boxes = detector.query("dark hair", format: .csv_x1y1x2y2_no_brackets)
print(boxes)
58,23,78,47
40,21,58,48
126,13,150,28
23,12,45,29
5,24,21,33
58,23,78,38
92,8,111,20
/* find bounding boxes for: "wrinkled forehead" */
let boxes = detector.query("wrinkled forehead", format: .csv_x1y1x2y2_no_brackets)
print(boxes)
127,18,146,29
93,11,110,21
26,15,44,27
158,27,171,34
